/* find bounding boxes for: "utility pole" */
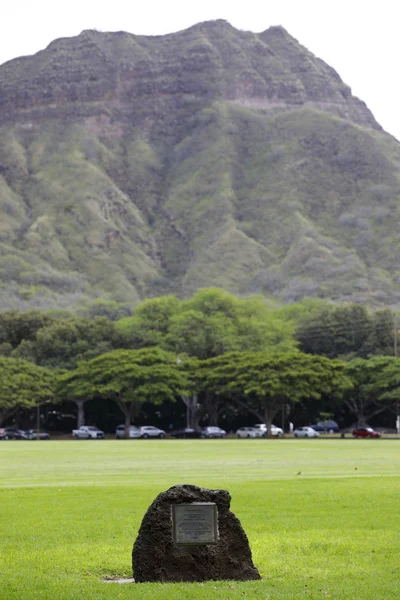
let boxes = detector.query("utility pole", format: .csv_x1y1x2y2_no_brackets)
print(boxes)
394,313,398,357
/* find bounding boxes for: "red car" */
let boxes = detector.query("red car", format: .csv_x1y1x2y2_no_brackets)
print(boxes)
352,427,381,438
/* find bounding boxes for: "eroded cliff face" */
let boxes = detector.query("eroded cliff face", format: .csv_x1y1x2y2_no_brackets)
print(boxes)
0,21,399,312
0,21,380,132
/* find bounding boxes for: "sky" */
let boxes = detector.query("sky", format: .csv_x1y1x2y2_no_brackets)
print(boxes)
1,0,399,140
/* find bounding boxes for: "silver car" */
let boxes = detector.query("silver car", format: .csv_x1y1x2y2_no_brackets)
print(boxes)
236,427,263,439
115,425,141,439
293,426,320,438
138,426,166,439
253,424,284,437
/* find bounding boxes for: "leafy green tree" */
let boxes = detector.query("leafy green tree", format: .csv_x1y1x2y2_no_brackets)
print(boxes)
0,357,55,425
167,289,297,358
373,359,400,426
13,316,121,370
116,295,181,349
167,289,298,422
275,298,330,326
343,357,398,426
0,310,55,352
117,289,297,358
58,348,187,436
296,304,394,359
202,351,350,435
77,298,132,321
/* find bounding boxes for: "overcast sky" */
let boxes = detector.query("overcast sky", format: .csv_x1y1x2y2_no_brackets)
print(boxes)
1,0,399,140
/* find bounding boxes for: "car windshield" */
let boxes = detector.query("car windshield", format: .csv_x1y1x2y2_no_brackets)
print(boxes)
87,427,98,431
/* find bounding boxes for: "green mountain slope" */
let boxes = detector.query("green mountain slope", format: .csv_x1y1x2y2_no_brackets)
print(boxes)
0,20,399,310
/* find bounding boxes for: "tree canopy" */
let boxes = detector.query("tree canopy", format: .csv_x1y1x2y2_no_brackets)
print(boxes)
296,305,394,359
344,357,400,426
201,351,350,435
58,347,188,436
0,357,55,425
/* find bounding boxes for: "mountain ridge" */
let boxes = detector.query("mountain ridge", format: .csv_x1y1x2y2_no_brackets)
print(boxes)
0,21,380,131
0,21,399,311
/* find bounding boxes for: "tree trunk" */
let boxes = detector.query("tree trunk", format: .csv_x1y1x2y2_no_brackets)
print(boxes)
203,392,219,426
264,401,279,438
75,400,86,428
357,413,368,428
190,397,199,429
182,395,199,429
124,412,131,439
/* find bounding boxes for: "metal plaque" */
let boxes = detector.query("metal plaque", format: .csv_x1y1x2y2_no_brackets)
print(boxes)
172,502,218,545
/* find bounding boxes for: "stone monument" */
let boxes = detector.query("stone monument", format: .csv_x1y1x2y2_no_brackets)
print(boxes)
132,484,261,582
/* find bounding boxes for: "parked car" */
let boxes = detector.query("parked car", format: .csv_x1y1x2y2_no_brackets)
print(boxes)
352,427,381,438
171,428,203,439
311,421,339,433
236,427,263,438
72,426,104,439
201,426,226,438
0,428,26,440
253,424,284,437
293,426,320,438
24,430,50,440
115,425,141,439
138,426,166,439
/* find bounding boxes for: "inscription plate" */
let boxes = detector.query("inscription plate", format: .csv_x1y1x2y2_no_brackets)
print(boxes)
172,502,218,545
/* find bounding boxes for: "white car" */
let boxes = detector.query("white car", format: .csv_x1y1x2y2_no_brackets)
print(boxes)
253,424,284,437
236,427,263,439
293,426,320,438
138,426,166,439
72,426,104,439
115,425,141,439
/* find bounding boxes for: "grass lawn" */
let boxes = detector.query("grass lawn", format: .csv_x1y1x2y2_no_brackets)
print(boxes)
1,439,400,599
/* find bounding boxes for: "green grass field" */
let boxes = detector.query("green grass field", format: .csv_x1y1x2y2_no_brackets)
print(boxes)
1,439,400,599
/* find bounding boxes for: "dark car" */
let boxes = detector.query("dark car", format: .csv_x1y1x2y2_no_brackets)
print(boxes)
24,430,51,440
200,426,226,439
311,421,339,433
171,428,203,439
0,428,26,440
352,427,381,438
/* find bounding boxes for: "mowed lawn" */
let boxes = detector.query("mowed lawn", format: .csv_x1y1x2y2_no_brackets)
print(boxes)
1,440,400,599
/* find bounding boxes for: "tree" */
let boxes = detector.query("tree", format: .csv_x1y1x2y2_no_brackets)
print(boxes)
202,351,350,435
167,288,297,359
116,289,298,425
0,357,55,425
13,316,121,370
117,288,298,358
77,298,132,321
58,348,187,436
343,357,398,426
374,359,400,428
166,289,298,423
296,304,394,359
116,295,181,349
0,309,55,352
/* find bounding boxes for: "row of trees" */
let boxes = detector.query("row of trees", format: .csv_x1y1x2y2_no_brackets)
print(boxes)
2,347,400,435
0,288,399,433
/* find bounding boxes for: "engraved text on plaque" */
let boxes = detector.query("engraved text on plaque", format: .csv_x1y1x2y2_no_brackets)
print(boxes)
172,502,218,545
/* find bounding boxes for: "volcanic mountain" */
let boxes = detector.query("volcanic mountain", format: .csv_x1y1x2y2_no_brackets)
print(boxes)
0,20,399,310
